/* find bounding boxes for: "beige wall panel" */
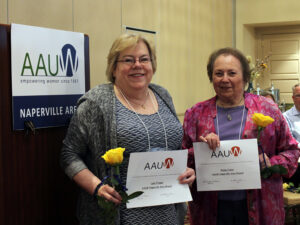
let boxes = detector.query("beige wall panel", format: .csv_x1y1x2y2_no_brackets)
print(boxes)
184,0,232,112
271,60,298,74
236,0,300,54
213,0,232,49
263,34,300,59
157,0,190,115
281,93,293,104
271,55,299,60
122,0,160,31
271,40,298,55
8,0,73,30
273,79,298,104
74,0,121,87
188,0,213,106
270,74,300,80
188,0,216,108
178,114,184,124
190,0,232,110
237,0,300,25
241,26,256,59
273,79,299,93
264,33,300,40
0,0,7,23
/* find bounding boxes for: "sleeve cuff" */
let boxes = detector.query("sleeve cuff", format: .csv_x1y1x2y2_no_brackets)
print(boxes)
65,160,87,179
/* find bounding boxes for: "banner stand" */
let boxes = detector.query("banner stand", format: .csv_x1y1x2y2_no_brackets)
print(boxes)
0,23,90,225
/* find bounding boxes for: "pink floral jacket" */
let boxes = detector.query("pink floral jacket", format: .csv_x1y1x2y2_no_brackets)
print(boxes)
182,92,300,225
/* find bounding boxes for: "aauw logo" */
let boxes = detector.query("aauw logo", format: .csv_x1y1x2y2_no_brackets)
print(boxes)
211,146,242,158
21,43,79,77
144,158,174,170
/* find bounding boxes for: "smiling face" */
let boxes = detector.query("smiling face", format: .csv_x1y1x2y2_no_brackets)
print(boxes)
212,54,245,104
113,41,153,92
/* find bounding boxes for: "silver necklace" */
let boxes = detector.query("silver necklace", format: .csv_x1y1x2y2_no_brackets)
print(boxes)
218,97,244,121
122,91,149,109
226,110,233,121
117,87,168,151
216,104,246,139
227,113,232,121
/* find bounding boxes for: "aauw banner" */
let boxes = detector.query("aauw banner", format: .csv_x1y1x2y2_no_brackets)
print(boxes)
11,23,86,130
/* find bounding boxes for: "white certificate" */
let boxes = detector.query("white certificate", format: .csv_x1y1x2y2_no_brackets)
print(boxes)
193,139,261,191
126,150,192,208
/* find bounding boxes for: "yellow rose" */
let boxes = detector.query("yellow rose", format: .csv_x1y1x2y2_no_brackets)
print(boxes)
252,113,274,128
283,183,289,190
101,147,125,165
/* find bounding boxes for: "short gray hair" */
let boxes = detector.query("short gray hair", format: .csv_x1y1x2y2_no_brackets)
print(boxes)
292,83,300,94
260,90,275,102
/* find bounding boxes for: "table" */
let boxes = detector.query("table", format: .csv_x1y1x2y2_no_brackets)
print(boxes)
284,191,300,225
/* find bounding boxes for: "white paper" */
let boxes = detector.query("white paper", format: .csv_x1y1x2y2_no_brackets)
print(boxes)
193,139,261,191
126,150,192,208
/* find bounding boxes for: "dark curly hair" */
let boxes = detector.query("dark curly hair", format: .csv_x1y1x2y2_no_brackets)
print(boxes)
207,47,250,84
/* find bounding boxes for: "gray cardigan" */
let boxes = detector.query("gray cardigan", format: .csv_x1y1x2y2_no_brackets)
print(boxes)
60,83,180,225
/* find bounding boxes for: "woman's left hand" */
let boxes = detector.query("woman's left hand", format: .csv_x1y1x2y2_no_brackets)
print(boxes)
259,153,271,170
178,167,196,187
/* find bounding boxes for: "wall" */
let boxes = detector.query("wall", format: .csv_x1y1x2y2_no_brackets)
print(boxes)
236,0,300,103
0,0,233,121
236,0,300,55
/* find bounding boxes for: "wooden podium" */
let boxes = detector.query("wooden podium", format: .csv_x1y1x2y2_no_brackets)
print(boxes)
0,24,90,225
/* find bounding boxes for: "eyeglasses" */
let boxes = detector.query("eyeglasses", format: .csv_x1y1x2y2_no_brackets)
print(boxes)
116,56,151,66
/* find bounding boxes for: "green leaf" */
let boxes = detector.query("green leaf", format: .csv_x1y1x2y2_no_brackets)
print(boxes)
289,182,295,187
97,196,118,225
115,184,126,192
261,168,272,179
111,177,119,186
261,165,287,179
120,191,144,203
269,165,287,174
120,191,129,203
97,196,107,208
127,191,144,201
97,196,115,210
